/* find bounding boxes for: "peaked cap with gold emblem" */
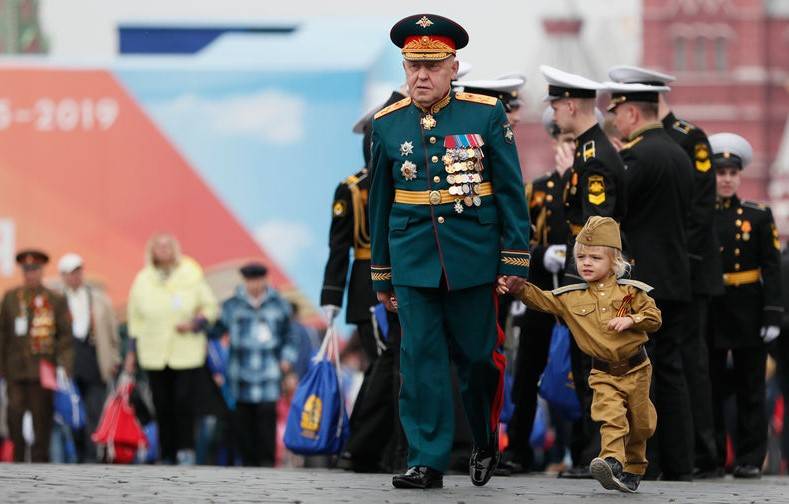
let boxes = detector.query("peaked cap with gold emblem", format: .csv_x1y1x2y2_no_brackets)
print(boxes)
709,132,753,171
390,14,469,61
577,216,622,250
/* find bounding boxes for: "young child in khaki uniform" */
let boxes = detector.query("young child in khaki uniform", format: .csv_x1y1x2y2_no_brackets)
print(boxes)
498,216,660,493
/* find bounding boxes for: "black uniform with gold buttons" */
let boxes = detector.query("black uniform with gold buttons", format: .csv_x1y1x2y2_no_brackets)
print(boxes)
563,124,626,283
608,81,695,480
708,132,782,475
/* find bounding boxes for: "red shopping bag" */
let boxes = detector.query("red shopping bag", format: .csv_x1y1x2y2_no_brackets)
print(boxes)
92,377,148,463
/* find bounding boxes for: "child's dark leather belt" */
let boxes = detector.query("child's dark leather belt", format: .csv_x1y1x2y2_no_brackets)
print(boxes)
592,346,648,376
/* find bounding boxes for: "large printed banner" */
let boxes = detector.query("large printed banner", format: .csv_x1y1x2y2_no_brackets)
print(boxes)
0,63,374,321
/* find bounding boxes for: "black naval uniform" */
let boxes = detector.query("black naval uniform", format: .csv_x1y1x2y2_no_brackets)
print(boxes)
561,123,626,473
710,196,782,470
505,170,569,470
619,124,694,480
320,168,402,471
663,112,722,473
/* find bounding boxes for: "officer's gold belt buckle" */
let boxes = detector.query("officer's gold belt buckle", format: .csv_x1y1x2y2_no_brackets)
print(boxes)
394,182,493,205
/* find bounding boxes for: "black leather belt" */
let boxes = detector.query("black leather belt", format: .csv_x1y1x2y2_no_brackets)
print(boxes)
592,346,647,376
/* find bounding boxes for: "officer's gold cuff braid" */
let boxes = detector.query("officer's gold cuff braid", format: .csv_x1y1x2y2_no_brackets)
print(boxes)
371,265,392,282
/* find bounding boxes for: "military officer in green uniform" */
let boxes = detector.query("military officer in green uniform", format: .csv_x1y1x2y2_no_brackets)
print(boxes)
709,132,782,479
368,14,531,489
0,249,73,462
608,65,722,477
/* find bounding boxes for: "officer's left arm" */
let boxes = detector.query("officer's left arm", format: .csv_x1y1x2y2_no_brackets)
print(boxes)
759,208,783,328
685,132,714,263
279,302,298,373
627,289,663,334
488,102,531,278
369,121,395,292
581,158,621,221
54,293,75,376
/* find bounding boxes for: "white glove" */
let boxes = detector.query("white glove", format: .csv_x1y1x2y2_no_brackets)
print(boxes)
543,244,567,274
761,325,780,344
321,305,340,323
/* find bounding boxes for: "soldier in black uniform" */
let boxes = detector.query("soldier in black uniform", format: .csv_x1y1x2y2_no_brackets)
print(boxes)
540,65,626,478
498,106,573,474
608,66,722,476
607,82,695,480
320,99,403,472
708,132,782,478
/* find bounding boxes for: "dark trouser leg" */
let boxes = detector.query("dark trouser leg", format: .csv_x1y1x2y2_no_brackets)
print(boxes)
682,295,718,471
235,402,259,466
75,378,107,463
28,381,53,463
173,367,198,452
147,368,177,462
394,285,454,472
505,309,553,467
709,348,729,467
442,284,503,450
344,321,395,470
645,300,694,479
569,336,600,467
770,334,789,464
732,347,768,467
258,401,277,468
7,380,29,462
356,320,380,365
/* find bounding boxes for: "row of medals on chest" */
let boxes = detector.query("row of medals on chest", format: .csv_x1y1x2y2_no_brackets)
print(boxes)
443,147,484,214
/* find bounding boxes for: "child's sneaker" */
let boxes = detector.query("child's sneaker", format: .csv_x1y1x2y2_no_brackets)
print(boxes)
590,457,629,492
619,472,640,493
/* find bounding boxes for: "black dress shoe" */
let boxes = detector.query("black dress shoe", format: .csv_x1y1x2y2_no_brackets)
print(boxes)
558,465,594,479
733,465,762,479
590,457,629,492
392,466,444,489
469,432,500,487
693,466,725,479
619,472,641,492
494,459,527,476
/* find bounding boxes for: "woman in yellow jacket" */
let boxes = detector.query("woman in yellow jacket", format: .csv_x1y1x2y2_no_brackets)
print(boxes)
124,233,218,465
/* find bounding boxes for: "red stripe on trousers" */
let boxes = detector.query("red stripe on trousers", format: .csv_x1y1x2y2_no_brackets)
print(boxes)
490,289,506,432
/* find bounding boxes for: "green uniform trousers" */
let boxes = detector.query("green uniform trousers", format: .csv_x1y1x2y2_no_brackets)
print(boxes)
394,282,505,472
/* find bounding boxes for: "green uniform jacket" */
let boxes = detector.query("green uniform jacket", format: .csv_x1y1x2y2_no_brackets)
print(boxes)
0,286,73,381
369,91,531,292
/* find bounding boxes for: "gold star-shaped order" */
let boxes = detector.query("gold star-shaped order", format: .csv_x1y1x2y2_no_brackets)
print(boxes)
416,16,433,28
400,140,414,157
401,160,418,180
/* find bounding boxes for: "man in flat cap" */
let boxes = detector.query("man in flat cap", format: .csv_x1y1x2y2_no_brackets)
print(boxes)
708,132,782,478
368,13,531,489
606,81,695,480
213,262,297,467
609,66,722,478
540,65,626,479
0,249,73,462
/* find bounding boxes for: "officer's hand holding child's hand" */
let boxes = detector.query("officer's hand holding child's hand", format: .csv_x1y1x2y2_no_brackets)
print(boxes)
607,316,634,332
377,291,398,312
496,276,509,295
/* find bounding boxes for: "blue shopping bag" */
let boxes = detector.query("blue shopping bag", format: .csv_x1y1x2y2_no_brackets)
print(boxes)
500,371,515,424
284,325,349,455
529,399,548,448
538,322,581,421
54,367,87,430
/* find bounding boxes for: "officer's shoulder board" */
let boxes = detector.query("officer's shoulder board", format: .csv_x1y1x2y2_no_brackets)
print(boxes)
374,97,412,120
616,278,654,292
552,283,587,296
620,135,644,151
672,119,696,135
742,200,769,212
344,169,368,188
455,92,498,106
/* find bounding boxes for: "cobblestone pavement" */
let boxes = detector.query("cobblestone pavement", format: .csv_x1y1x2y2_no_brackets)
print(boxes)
1,465,788,503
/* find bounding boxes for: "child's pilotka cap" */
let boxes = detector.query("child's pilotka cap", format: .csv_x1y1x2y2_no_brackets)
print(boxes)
577,216,622,250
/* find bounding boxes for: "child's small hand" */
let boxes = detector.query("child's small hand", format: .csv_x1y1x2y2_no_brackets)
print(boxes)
496,276,509,295
607,316,634,332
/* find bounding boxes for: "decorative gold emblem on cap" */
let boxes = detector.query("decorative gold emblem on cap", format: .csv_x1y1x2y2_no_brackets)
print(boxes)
416,16,433,28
